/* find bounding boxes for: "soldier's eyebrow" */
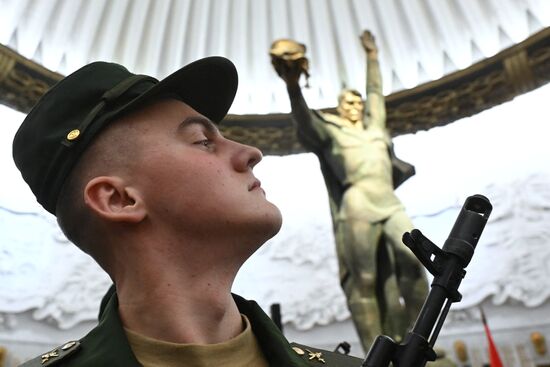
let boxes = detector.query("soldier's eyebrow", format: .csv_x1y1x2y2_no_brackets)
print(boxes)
178,116,219,135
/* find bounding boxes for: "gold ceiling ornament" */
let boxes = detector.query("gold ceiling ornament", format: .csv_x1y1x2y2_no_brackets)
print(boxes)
531,331,547,356
0,44,62,113
453,340,469,362
0,346,6,367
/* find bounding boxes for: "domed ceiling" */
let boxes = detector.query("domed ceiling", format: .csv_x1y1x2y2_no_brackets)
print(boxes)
1,0,549,153
1,0,548,112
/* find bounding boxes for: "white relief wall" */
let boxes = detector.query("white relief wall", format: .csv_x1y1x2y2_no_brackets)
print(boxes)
0,209,111,329
1,83,550,364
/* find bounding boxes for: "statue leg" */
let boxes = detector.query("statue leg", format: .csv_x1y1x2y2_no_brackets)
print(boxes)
383,210,429,325
337,219,384,353
376,235,408,343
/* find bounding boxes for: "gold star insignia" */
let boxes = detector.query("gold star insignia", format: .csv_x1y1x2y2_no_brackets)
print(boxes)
41,350,59,364
306,349,326,364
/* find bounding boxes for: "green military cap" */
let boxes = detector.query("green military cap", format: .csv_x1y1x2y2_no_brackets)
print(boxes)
12,57,238,215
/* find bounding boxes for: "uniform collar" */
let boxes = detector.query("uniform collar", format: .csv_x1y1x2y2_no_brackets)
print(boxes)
75,285,308,366
232,294,308,366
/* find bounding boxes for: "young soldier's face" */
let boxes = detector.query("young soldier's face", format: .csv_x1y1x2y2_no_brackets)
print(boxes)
129,99,282,248
337,92,364,124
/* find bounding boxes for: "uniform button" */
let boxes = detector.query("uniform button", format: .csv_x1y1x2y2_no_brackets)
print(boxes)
292,346,305,355
61,341,77,350
67,129,81,141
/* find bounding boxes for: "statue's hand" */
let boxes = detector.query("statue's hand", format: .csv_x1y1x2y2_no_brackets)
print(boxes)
271,58,304,86
360,30,378,55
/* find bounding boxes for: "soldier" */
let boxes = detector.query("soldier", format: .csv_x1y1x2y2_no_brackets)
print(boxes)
272,31,429,352
13,57,362,366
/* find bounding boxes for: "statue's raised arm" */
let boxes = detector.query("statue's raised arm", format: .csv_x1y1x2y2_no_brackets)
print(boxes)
270,39,329,149
361,29,378,58
361,30,386,130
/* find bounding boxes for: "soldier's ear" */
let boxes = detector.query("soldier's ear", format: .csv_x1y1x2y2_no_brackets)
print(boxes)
83,176,146,223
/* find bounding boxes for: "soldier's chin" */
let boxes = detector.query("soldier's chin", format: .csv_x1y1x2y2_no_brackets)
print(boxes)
245,210,282,254
263,204,283,239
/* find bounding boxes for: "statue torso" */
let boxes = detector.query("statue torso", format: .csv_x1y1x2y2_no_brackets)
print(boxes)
317,112,403,222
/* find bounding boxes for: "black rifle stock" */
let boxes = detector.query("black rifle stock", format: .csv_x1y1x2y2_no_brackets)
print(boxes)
362,194,492,367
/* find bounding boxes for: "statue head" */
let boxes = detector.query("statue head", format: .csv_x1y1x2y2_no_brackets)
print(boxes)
337,89,364,124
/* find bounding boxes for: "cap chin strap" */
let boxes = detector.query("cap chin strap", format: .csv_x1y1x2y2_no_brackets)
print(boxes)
61,74,157,147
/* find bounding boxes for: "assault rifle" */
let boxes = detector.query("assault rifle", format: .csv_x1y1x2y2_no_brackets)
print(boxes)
362,194,492,366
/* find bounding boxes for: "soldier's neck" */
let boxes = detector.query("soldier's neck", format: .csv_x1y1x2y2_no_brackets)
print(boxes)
113,237,244,345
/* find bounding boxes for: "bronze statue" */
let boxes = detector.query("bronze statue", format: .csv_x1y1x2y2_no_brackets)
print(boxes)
271,31,429,352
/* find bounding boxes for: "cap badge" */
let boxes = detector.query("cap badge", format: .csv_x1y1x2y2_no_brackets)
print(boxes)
66,129,81,141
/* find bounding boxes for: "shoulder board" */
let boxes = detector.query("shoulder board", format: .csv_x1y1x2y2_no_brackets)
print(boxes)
290,342,363,366
19,341,81,367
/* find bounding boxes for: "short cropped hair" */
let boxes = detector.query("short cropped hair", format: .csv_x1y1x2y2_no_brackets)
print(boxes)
55,115,142,257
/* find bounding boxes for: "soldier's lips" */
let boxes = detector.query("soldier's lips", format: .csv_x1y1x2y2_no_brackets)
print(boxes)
248,179,262,191
248,180,266,196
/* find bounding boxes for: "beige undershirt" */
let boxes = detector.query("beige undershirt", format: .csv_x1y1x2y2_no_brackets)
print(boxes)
125,315,269,367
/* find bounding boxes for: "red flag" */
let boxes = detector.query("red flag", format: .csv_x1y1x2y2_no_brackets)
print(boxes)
480,306,504,367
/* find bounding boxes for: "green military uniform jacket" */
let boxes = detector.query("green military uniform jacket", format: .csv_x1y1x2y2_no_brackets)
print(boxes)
21,286,363,367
